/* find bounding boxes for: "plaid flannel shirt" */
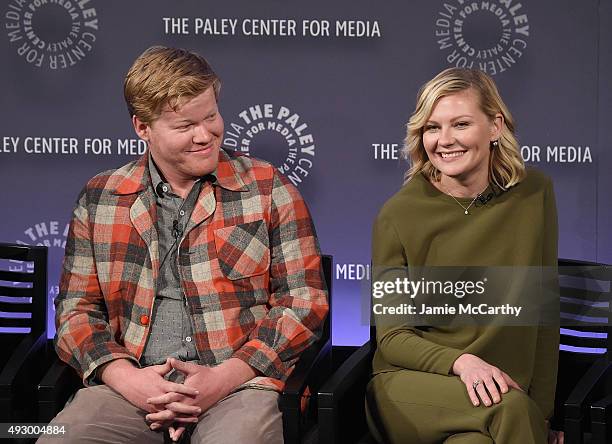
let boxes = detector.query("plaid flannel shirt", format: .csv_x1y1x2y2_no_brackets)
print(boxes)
55,148,328,390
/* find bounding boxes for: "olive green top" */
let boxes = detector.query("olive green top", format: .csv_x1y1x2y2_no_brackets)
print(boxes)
371,168,559,419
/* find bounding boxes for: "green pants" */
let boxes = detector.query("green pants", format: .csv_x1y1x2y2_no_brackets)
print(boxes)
366,370,547,444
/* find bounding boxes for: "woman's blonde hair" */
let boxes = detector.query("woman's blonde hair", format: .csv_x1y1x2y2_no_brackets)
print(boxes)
403,68,525,189
124,46,221,125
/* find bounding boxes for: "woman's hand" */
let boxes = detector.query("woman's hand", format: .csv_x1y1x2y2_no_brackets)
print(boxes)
452,353,523,407
546,420,564,444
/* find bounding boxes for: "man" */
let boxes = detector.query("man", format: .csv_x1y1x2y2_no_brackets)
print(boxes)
40,46,328,443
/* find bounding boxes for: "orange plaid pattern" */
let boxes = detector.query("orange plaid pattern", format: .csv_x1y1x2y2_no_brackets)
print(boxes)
55,149,328,390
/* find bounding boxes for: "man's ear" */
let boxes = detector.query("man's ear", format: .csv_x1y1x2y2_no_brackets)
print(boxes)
132,115,151,142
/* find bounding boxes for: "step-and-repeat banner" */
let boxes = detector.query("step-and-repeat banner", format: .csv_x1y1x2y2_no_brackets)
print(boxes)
2,0,610,345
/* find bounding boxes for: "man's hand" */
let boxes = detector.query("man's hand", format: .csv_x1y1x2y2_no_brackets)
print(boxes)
452,353,523,407
99,358,199,414
145,358,257,441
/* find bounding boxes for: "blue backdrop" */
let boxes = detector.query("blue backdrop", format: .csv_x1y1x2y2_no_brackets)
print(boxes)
1,0,610,345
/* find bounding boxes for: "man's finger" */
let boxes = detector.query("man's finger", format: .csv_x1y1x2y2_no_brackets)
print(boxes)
169,358,199,375
169,426,187,442
173,428,186,442
147,408,199,424
146,410,176,422
150,419,174,430
164,402,201,416
172,416,199,424
147,392,183,405
149,358,173,376
162,381,199,396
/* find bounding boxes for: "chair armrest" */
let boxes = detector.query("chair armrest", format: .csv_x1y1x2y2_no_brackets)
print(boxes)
318,340,372,408
37,357,83,423
278,339,331,444
0,332,47,389
317,341,373,444
0,332,49,421
564,357,611,419
561,357,612,444
591,394,612,423
590,394,612,444
281,338,332,403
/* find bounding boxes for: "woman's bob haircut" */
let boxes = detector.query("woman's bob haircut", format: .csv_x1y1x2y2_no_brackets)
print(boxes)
403,67,525,189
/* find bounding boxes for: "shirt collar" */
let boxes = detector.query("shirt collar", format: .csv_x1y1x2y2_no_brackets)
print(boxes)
215,149,248,191
114,148,247,195
148,155,167,198
148,154,220,198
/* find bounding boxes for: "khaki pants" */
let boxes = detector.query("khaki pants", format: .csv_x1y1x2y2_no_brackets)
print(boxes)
366,370,547,444
37,385,283,444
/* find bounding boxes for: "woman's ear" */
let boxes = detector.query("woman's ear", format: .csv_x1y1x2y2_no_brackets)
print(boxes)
491,113,504,142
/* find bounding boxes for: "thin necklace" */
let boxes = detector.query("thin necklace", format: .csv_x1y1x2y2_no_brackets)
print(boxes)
442,183,489,215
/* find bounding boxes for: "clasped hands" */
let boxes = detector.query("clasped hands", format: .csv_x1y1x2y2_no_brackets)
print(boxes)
144,358,226,441
102,357,230,442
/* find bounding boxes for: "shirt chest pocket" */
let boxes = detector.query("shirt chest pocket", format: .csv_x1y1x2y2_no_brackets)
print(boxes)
213,220,271,280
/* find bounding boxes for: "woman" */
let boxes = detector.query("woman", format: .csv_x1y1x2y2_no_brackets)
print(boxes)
367,68,562,444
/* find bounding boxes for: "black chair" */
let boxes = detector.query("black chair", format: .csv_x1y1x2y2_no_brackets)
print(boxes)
318,327,373,444
0,243,49,422
279,254,333,443
556,259,612,444
38,254,333,444
318,259,612,444
591,393,612,443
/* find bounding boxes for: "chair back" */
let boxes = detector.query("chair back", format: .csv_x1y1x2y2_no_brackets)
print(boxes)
0,243,48,368
321,254,332,344
558,258,612,359
555,258,612,431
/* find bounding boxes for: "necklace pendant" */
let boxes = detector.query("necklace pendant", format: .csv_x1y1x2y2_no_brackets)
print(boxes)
464,210,469,215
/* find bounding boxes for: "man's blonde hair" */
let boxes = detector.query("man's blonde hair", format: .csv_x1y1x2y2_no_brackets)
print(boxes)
124,46,221,125
403,67,525,189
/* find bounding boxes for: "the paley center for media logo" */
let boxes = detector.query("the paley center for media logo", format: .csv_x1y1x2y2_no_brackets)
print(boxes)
5,0,99,69
225,103,316,187
435,0,529,75
14,220,68,299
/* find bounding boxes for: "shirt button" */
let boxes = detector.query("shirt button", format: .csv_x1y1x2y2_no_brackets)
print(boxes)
185,336,192,342
179,210,185,216
140,314,150,325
